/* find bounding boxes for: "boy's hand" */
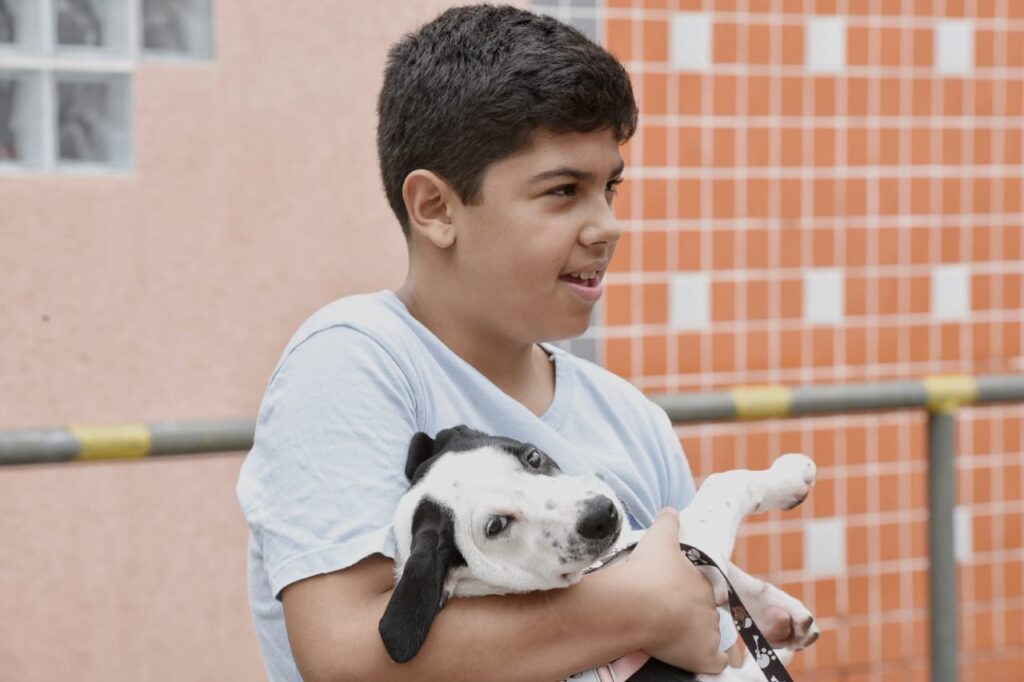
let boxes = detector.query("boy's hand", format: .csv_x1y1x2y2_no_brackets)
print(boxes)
622,508,729,674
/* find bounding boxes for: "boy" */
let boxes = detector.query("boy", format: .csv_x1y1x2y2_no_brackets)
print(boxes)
237,5,737,680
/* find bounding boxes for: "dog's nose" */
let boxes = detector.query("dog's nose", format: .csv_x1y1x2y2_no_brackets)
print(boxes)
576,495,618,540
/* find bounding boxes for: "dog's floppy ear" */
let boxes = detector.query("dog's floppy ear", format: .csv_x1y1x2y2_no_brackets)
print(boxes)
379,498,465,663
406,425,485,483
405,432,436,482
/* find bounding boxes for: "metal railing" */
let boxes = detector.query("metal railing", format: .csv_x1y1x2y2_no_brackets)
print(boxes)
0,418,255,465
2,373,1023,681
650,374,1024,682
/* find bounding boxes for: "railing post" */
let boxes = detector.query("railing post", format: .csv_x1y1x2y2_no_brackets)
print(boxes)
928,408,959,682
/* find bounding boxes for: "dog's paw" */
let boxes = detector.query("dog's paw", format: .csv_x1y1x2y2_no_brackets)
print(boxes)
742,579,819,650
762,453,816,510
756,603,820,649
728,567,820,651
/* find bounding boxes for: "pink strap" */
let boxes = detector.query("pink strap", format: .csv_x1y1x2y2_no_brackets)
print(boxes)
596,650,651,682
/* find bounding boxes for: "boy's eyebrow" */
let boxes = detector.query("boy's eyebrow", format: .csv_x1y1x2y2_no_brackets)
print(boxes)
529,160,626,184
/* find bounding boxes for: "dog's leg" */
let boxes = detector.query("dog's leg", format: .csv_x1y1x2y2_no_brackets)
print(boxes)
725,563,819,650
684,456,818,682
678,454,815,560
677,454,816,605
611,454,814,562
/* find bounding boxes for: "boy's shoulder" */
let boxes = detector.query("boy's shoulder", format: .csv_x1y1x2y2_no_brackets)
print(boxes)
285,290,405,349
271,290,415,373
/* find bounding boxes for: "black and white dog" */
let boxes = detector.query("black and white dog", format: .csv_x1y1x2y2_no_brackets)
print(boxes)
379,425,820,681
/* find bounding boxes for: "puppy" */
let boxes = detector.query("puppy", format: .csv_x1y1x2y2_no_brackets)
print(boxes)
379,425,819,681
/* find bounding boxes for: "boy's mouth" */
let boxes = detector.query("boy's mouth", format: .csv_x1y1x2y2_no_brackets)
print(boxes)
559,270,602,288
559,269,605,302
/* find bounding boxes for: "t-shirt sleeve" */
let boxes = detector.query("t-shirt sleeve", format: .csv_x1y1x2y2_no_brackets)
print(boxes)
648,404,697,512
236,325,419,598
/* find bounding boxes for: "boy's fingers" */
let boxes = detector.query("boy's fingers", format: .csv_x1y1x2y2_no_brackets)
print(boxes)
632,508,679,556
648,508,679,537
692,647,729,675
651,507,680,534
707,651,730,674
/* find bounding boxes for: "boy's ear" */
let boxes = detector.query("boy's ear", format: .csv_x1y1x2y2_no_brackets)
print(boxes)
402,170,456,249
379,498,464,663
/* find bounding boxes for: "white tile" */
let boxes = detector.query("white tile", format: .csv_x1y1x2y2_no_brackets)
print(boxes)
931,265,971,320
936,20,974,74
804,517,845,576
670,13,712,70
955,506,972,561
806,17,846,73
669,272,710,330
804,268,844,325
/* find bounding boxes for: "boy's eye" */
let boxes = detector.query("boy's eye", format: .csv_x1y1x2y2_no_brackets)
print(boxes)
605,178,623,198
547,178,623,200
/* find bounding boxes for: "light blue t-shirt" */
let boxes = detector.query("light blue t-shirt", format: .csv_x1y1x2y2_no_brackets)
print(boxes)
236,290,733,680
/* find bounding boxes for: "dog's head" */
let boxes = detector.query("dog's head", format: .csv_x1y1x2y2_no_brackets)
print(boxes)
379,425,624,662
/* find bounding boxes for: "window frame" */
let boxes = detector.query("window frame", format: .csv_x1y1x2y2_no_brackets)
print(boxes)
0,0,213,175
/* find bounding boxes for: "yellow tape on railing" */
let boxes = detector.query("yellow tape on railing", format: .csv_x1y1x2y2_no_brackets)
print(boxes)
70,424,152,460
731,385,793,419
923,375,978,414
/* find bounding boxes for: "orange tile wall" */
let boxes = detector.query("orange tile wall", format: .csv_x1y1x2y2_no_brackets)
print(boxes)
591,0,1024,678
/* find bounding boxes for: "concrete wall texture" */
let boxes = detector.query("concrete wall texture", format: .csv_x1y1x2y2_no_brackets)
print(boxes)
1,1,457,679
2,0,1023,680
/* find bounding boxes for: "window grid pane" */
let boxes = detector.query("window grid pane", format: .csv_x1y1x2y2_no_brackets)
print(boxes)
0,69,42,167
55,72,130,168
142,0,212,58
0,0,41,53
54,0,134,58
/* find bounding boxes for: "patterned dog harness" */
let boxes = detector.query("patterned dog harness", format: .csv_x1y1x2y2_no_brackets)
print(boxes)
564,542,795,682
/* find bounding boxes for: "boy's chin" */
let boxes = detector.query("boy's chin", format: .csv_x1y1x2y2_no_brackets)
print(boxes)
544,319,593,343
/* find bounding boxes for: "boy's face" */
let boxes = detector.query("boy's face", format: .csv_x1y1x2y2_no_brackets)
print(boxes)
447,128,624,344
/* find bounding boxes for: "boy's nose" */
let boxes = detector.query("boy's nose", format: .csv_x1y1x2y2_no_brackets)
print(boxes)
579,204,622,247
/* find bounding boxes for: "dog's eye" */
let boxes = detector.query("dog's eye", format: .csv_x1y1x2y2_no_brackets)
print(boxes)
484,515,510,538
525,449,542,469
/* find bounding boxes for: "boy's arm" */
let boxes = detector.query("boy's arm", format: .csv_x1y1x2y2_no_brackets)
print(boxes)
283,510,728,682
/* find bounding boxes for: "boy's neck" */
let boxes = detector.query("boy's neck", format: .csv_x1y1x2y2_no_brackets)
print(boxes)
395,284,556,417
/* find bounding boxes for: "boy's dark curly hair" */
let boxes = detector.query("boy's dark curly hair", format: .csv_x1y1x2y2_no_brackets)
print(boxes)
377,4,638,236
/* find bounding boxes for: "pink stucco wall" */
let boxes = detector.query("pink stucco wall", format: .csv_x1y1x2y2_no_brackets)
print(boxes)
0,1,469,678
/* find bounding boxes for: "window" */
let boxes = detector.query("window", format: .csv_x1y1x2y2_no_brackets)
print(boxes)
142,0,212,59
0,0,212,173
